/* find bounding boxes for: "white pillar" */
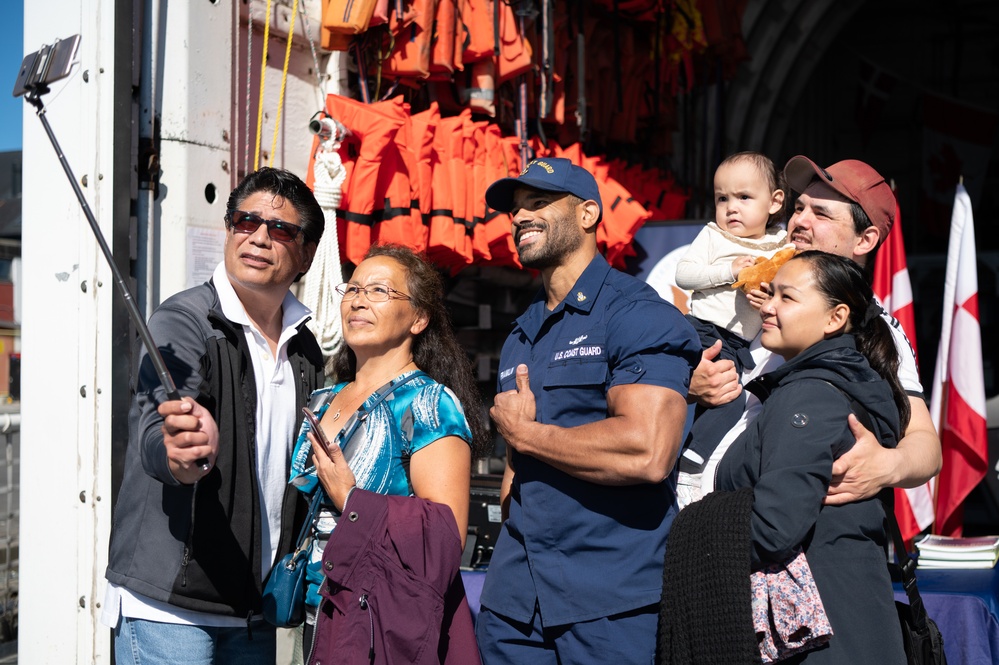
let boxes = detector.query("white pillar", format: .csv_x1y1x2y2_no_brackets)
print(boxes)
23,1,337,662
21,2,115,663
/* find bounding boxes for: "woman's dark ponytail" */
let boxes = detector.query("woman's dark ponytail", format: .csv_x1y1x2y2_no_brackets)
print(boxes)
792,251,910,431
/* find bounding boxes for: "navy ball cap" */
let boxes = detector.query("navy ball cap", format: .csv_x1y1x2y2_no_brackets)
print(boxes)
485,157,603,220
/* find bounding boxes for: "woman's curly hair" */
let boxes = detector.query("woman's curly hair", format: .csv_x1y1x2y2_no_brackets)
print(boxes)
328,244,491,459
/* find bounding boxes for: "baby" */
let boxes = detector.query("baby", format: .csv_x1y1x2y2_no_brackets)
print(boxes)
674,151,792,507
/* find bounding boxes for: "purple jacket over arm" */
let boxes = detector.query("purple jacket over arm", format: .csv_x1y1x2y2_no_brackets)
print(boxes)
309,489,482,665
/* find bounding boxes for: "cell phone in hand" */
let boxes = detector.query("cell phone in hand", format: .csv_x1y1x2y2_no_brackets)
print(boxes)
302,407,332,457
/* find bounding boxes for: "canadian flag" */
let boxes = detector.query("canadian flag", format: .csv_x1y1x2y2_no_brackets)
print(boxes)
929,184,988,537
871,197,934,542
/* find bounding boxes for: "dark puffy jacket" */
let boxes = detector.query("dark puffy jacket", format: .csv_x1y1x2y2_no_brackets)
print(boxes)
106,280,323,618
715,335,906,664
309,489,481,665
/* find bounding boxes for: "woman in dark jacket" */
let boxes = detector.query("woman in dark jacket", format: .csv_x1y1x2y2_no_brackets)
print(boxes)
715,250,909,664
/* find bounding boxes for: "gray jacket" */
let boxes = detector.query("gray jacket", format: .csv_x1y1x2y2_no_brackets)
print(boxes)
106,280,324,618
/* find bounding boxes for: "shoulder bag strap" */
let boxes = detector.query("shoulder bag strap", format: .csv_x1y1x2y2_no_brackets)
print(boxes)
880,489,932,632
334,369,429,454
299,370,428,539
293,488,326,550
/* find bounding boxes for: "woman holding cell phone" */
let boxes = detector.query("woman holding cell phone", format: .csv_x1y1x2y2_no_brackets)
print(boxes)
286,244,488,664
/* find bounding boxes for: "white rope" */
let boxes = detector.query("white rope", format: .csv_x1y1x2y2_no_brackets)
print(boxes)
302,131,347,358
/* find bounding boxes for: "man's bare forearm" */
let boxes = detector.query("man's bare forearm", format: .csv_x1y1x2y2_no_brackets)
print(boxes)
504,385,688,485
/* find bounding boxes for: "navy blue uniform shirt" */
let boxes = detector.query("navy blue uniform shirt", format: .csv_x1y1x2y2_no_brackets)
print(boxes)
479,254,700,626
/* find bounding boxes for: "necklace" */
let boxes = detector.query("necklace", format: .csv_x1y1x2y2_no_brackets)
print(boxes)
329,382,353,422
328,362,416,423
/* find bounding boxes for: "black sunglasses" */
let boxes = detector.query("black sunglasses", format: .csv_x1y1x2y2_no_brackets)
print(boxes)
225,209,304,243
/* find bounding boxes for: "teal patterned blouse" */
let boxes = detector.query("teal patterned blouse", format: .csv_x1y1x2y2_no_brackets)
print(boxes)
288,369,473,609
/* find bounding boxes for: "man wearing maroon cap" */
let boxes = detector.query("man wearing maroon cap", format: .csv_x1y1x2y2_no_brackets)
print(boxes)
783,157,897,270
691,155,941,506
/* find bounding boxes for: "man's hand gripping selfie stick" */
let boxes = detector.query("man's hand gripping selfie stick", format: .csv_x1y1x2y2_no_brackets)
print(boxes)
16,36,212,472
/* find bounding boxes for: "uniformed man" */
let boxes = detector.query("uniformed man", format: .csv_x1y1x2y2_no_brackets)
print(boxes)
475,158,701,664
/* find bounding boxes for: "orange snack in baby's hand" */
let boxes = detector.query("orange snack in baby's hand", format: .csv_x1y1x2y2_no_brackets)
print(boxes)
731,247,798,294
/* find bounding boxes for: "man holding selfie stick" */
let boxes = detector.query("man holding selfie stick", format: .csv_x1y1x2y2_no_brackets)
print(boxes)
101,168,325,664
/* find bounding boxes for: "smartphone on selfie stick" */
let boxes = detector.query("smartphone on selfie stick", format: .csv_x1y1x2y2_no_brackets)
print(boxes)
15,35,211,472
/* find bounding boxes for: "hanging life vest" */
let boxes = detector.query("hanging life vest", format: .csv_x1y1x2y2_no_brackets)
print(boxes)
426,110,473,274
429,0,457,77
323,0,380,34
381,0,437,80
496,0,533,83
322,94,418,265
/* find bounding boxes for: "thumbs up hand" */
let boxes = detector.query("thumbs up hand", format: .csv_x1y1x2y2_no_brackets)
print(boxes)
490,364,537,451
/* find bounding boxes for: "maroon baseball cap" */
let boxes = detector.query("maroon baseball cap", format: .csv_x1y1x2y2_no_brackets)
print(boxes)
784,156,896,242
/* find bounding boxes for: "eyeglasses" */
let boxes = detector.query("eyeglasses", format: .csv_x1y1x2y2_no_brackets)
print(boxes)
335,283,412,302
225,209,304,243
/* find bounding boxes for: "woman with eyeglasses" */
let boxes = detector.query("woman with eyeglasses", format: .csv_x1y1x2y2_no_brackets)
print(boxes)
287,244,489,663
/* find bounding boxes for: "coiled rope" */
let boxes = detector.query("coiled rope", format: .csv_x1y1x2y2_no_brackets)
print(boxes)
301,125,347,357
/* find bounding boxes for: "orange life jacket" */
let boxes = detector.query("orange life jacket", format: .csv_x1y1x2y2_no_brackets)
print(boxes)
496,1,532,83
466,119,492,262
446,116,474,269
468,60,496,116
323,94,417,265
460,0,494,64
460,1,529,115
452,0,468,71
369,0,390,28
379,96,428,251
426,110,473,273
408,103,440,238
321,24,355,51
583,153,651,269
381,0,437,79
429,0,457,77
323,0,380,34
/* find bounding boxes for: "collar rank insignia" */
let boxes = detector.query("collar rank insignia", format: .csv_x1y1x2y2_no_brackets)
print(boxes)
576,291,586,303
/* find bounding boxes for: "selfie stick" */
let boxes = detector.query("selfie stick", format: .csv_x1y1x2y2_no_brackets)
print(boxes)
22,80,212,472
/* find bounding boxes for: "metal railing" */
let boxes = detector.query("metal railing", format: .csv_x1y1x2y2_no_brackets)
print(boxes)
0,411,18,644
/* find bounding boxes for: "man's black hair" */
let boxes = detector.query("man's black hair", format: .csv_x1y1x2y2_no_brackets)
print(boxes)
226,167,324,245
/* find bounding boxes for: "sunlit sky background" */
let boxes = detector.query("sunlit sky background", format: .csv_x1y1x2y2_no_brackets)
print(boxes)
0,4,24,152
